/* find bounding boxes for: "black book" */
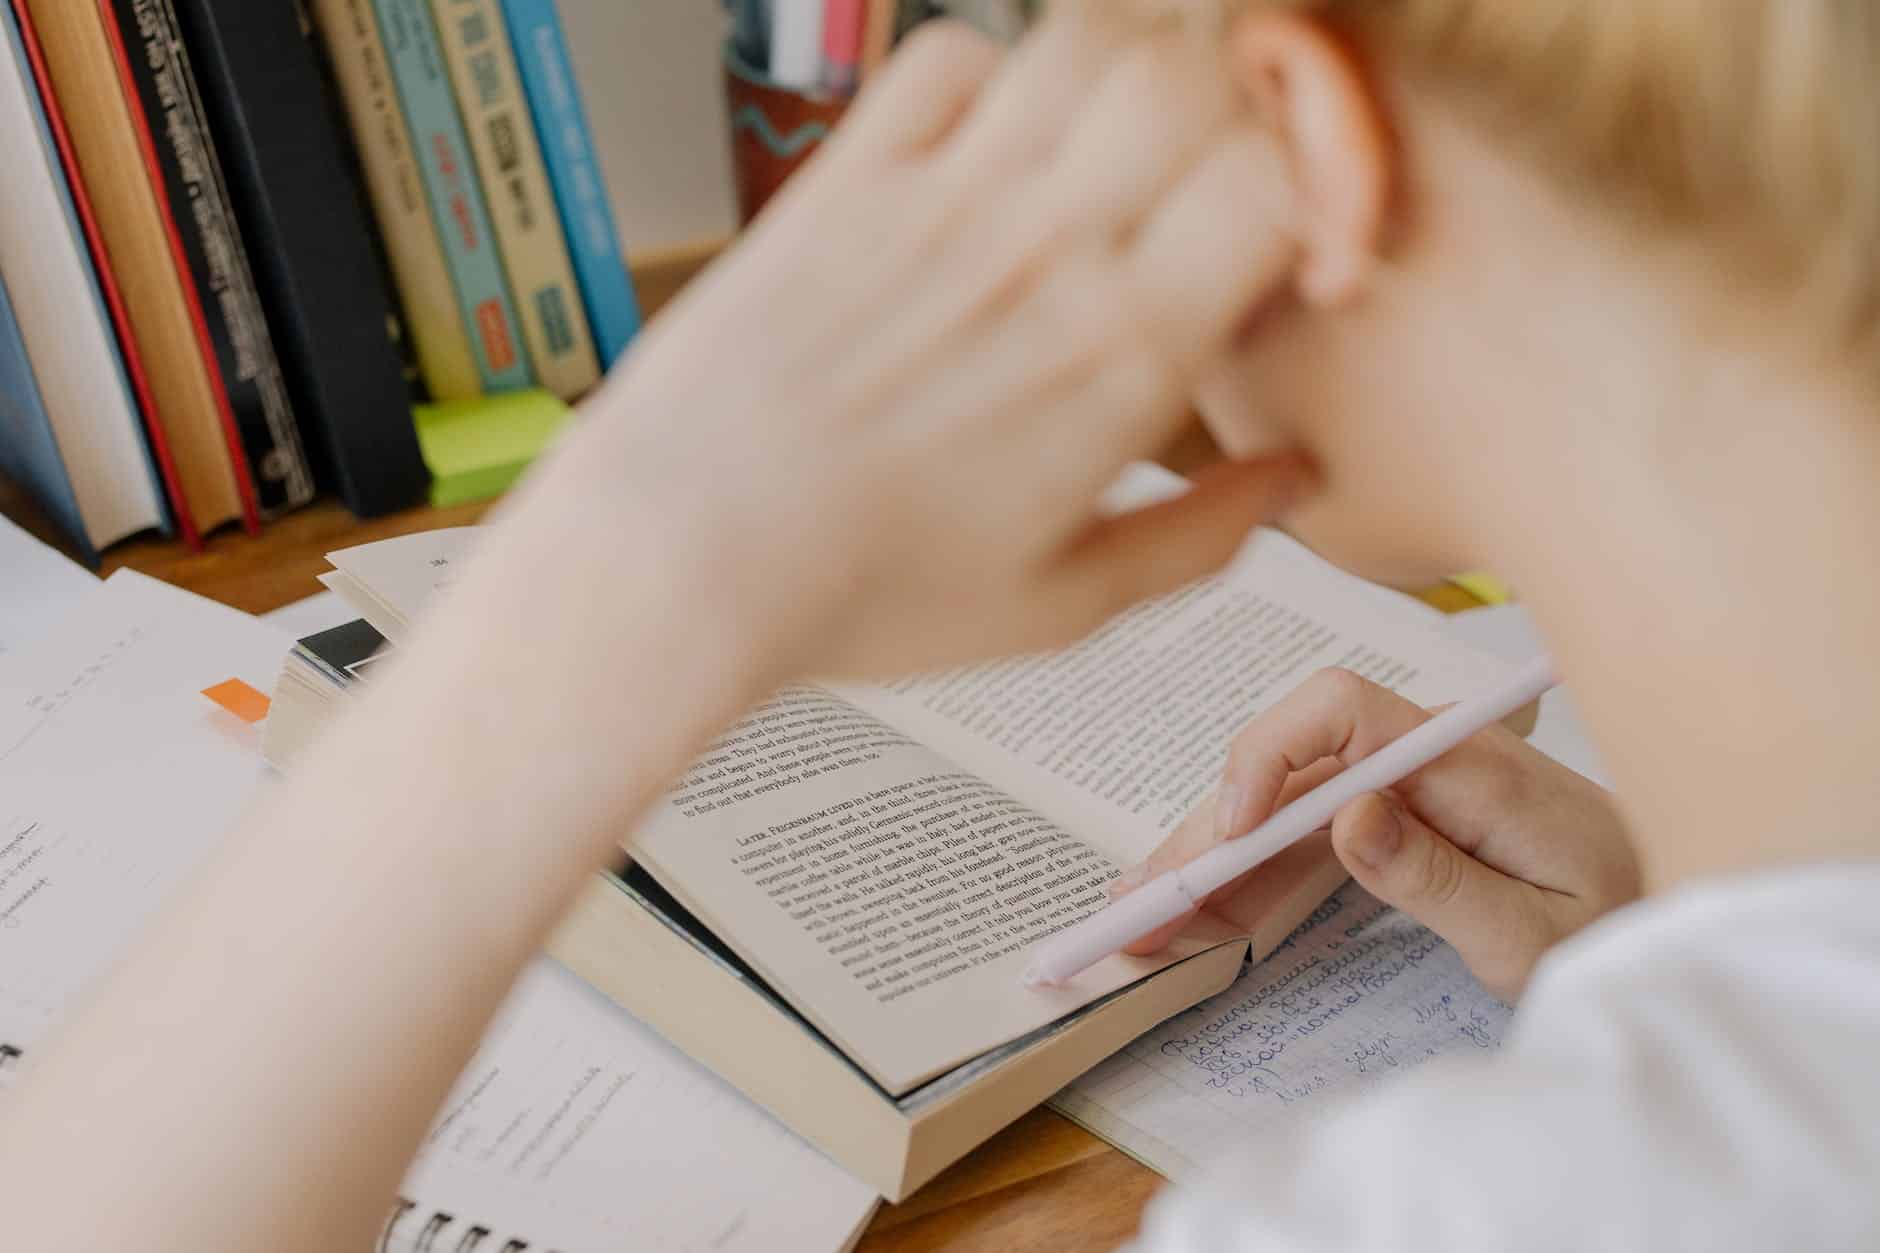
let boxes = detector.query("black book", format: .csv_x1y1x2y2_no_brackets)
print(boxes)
103,0,315,518
166,0,427,517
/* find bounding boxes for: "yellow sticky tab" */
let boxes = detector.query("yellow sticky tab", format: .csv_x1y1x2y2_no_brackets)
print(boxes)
202,678,270,724
1449,572,1514,605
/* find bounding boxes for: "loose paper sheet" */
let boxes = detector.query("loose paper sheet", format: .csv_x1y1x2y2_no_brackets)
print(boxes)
0,572,877,1249
0,514,97,656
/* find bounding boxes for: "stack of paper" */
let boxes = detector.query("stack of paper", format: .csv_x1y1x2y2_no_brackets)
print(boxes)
0,519,876,1251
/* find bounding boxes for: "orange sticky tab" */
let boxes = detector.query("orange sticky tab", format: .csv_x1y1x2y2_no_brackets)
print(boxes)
202,678,270,724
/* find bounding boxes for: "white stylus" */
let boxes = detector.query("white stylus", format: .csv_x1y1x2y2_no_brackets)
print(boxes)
1021,656,1557,988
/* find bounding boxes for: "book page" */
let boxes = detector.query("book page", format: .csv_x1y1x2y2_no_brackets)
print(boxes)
324,526,478,642
629,684,1238,1097
391,957,877,1253
842,530,1507,869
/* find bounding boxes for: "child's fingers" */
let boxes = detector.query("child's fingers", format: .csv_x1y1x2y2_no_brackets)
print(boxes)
1044,456,1315,641
1213,668,1436,845
936,9,1129,182
1331,792,1557,1000
1033,28,1234,241
832,20,1002,159
1116,762,1341,955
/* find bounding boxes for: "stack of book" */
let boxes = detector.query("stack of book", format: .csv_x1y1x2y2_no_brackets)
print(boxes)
0,0,636,562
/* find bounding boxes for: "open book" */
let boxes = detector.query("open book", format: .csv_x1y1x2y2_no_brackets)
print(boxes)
265,466,1507,1196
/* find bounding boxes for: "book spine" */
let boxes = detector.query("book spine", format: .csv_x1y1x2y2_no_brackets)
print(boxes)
310,0,484,402
5,0,196,547
166,0,429,518
370,0,529,392
0,262,95,562
82,0,262,535
499,0,639,369
102,0,315,518
429,0,598,401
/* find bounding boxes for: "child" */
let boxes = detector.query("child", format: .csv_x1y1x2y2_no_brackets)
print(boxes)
3,4,1876,1250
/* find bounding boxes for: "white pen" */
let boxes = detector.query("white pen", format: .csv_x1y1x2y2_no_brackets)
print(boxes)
1021,655,1558,988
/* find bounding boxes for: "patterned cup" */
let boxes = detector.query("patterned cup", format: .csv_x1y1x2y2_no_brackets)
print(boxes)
723,42,851,224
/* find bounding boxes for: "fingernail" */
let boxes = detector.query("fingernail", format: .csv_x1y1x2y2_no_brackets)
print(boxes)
1108,863,1149,899
1215,784,1245,841
1345,799,1402,871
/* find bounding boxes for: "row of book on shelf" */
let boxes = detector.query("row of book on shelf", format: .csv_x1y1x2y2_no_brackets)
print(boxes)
0,0,638,563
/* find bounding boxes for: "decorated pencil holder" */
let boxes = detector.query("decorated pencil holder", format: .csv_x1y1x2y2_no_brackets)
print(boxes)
723,42,851,224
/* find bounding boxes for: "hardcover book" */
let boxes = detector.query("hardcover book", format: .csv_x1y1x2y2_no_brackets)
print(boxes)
0,6,168,557
169,0,431,518
101,0,315,518
16,0,255,539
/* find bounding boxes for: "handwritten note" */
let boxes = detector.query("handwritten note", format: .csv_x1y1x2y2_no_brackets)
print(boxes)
1052,881,1511,1178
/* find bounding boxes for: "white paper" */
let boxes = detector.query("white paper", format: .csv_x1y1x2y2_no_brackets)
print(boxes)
259,588,354,640
0,572,878,1250
0,571,287,1065
393,959,878,1253
0,514,98,656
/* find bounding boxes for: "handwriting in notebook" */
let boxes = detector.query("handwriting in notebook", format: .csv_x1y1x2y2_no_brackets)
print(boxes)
1052,881,1512,1179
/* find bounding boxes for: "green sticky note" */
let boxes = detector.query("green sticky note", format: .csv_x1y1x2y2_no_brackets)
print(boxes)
413,389,572,508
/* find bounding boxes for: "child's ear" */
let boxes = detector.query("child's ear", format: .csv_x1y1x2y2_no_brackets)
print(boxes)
1225,10,1391,307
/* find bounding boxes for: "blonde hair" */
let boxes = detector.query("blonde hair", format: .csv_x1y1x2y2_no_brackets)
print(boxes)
1171,1,1880,357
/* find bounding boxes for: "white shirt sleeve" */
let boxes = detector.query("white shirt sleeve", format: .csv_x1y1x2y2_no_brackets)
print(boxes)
1128,864,1880,1253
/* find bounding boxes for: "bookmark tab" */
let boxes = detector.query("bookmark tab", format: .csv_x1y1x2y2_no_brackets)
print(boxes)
201,677,270,724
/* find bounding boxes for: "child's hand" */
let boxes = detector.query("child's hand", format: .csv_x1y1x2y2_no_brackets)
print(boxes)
515,13,1308,683
1116,668,1640,1000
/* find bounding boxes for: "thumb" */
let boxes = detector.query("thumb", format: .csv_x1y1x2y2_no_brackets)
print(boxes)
1331,792,1551,1000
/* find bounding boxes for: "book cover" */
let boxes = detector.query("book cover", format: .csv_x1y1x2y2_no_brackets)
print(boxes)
101,0,315,519
0,272,92,563
15,0,252,541
0,7,171,559
371,0,530,394
310,0,485,402
499,0,640,368
168,0,430,518
429,0,599,400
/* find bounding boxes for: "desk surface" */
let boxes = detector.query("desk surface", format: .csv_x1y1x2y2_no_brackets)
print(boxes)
0,239,1483,1250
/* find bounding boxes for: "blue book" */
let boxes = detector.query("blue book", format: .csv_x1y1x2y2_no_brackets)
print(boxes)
0,6,168,561
370,0,533,392
501,0,642,367
0,274,91,564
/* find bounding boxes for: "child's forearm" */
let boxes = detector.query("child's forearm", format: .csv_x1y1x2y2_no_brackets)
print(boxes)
0,500,778,1253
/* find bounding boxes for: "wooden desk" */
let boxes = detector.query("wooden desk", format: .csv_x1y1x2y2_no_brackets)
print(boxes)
0,239,1482,1252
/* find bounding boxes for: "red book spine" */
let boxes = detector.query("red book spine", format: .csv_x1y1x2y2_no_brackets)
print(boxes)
6,0,201,549
93,0,260,535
